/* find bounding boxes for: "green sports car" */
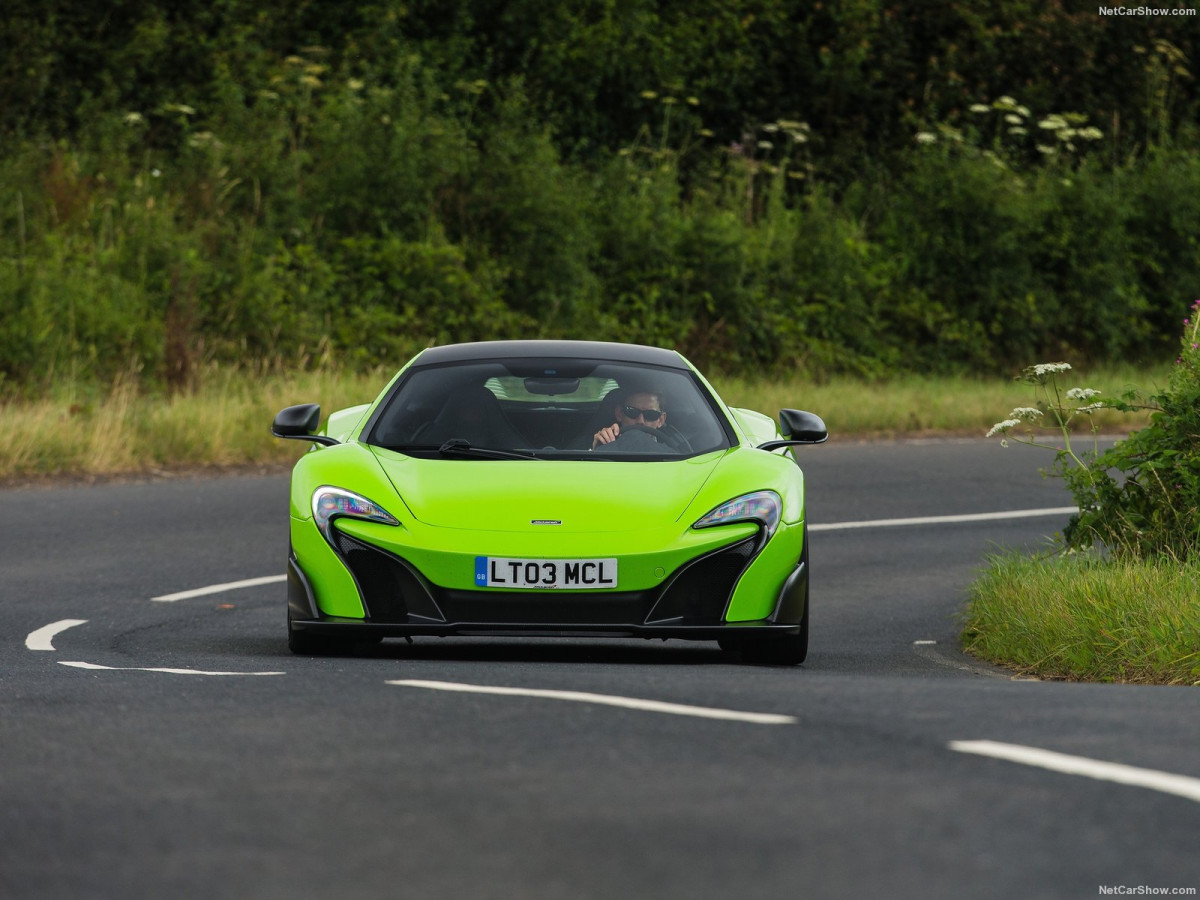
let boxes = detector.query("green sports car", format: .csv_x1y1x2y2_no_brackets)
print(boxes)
273,340,827,664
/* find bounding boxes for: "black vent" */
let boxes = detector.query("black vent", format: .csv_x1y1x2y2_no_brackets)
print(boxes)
438,589,654,625
645,535,759,624
331,532,445,623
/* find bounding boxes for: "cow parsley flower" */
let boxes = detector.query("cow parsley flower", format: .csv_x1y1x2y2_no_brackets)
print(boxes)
1032,362,1072,376
1008,407,1044,421
987,418,1021,437
1065,387,1101,401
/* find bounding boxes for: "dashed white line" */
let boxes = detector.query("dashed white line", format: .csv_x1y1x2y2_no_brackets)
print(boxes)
151,575,287,603
811,507,1077,532
59,661,285,676
388,679,797,724
950,740,1200,804
26,619,88,651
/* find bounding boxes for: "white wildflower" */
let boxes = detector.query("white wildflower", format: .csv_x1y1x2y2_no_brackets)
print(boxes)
1005,114,1023,125
987,419,1021,437
1032,362,1072,376
1038,115,1067,131
915,132,937,145
1065,387,1101,401
1077,402,1105,414
969,104,991,114
1008,407,1044,421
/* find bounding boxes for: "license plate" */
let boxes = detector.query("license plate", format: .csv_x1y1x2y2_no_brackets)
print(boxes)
474,557,618,589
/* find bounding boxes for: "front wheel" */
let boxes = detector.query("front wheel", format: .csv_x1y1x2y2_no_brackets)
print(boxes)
739,606,808,666
287,612,353,656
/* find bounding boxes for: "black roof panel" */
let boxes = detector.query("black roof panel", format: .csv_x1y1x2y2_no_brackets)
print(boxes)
412,340,689,369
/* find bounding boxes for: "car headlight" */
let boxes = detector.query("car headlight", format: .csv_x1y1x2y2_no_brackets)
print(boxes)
693,490,782,539
311,486,399,542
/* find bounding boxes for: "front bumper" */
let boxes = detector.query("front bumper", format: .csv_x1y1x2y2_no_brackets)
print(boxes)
287,526,808,642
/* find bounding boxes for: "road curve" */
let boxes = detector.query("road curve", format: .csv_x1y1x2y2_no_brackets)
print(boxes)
2,439,1198,900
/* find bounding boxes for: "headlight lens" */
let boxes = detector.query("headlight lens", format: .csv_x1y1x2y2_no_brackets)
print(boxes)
693,490,782,539
311,486,399,541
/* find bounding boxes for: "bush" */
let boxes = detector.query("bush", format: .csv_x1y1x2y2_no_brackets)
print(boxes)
988,307,1200,560
1061,306,1200,559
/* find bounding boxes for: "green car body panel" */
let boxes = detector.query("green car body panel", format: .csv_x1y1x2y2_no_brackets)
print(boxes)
276,340,825,664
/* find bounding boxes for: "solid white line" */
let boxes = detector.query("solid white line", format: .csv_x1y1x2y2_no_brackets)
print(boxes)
388,679,797,725
950,740,1200,804
147,507,1074,601
25,619,89,651
811,507,1077,532
151,575,287,603
59,661,285,676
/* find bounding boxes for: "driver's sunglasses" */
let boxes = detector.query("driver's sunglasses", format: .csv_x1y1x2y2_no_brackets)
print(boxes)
621,404,664,423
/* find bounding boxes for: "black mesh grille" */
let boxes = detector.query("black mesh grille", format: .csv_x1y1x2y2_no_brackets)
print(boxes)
331,532,445,623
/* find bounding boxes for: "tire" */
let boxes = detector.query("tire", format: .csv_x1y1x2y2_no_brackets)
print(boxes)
740,605,808,666
287,612,352,656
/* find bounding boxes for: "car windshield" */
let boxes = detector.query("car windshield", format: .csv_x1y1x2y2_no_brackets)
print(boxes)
364,357,734,460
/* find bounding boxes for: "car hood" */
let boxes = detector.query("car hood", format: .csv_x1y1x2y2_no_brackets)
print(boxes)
370,448,726,533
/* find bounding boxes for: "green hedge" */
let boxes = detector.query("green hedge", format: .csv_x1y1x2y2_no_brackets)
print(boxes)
2,5,1199,391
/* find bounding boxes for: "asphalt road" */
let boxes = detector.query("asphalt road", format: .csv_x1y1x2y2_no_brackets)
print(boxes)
3,439,1199,900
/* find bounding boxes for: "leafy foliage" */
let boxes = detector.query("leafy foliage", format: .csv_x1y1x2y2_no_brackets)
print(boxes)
2,3,1200,392
989,311,1200,560
1060,309,1200,560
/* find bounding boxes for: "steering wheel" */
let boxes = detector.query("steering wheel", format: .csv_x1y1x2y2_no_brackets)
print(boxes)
613,423,689,452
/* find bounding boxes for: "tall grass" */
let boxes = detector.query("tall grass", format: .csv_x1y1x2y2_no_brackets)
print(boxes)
0,365,1161,482
0,366,387,480
718,364,1162,437
963,551,1200,684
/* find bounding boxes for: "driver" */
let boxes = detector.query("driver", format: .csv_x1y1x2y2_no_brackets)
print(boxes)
592,390,667,449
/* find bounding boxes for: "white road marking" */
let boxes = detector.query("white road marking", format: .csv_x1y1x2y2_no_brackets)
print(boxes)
388,679,797,725
950,740,1200,804
151,575,286,602
59,661,284,676
811,506,1077,532
25,619,88,651
147,507,1071,602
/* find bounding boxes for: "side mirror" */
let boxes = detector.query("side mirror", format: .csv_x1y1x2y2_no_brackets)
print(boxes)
757,408,828,451
271,403,339,446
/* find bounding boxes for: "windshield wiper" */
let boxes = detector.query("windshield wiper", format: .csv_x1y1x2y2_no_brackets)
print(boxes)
376,440,536,460
435,439,537,460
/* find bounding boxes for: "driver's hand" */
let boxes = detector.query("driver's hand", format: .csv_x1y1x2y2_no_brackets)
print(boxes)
592,423,620,449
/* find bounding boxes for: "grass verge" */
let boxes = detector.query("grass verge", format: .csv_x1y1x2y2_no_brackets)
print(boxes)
0,363,1163,483
962,551,1200,685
